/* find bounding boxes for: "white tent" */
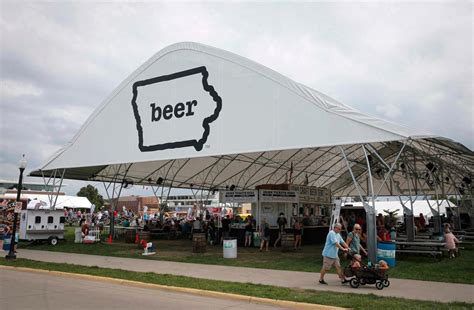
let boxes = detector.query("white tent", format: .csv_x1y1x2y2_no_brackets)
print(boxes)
29,42,472,262
30,42,472,198
4,193,92,209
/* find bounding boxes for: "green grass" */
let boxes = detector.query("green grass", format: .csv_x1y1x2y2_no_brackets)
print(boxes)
1,258,471,310
18,226,474,284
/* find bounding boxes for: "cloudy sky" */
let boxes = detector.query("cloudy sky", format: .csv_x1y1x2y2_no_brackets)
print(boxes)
0,1,472,196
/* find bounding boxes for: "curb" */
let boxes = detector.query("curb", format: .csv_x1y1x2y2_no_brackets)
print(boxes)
0,265,346,310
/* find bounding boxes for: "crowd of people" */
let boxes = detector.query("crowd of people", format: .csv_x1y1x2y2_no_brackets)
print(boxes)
70,205,311,252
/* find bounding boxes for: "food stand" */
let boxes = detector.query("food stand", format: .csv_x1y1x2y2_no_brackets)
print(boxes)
220,185,332,245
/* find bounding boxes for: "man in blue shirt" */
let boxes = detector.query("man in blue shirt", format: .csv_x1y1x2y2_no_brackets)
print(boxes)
319,223,349,285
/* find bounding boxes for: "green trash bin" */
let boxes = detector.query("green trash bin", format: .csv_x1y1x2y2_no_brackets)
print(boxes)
252,232,261,247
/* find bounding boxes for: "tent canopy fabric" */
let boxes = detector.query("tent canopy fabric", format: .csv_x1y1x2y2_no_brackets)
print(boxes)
30,42,473,197
4,193,92,209
341,200,456,219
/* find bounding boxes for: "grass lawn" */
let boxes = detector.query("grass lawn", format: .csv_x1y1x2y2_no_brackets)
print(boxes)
17,226,474,284
0,258,472,310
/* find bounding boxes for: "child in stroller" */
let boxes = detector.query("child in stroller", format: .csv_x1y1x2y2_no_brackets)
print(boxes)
344,250,390,290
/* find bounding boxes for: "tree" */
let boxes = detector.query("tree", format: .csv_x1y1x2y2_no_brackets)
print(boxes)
77,185,104,209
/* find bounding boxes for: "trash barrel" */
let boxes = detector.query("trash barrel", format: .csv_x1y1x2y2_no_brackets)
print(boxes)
377,241,396,267
3,234,11,251
192,233,206,253
75,228,82,243
252,232,261,248
223,238,237,258
281,233,295,252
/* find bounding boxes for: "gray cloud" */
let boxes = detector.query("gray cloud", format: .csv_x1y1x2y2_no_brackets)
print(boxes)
0,1,472,195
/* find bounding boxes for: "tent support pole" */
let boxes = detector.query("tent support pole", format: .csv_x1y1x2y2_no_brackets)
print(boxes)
366,141,407,198
339,146,376,263
101,163,132,241
445,170,464,230
402,161,416,241
41,168,66,210
361,145,377,264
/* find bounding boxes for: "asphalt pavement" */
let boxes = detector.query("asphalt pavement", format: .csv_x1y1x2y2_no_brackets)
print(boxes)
11,249,474,304
0,269,290,310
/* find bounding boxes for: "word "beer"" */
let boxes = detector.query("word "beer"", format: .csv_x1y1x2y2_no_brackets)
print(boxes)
150,100,198,122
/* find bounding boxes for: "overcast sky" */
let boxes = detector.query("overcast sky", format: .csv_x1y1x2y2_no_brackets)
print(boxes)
0,1,472,196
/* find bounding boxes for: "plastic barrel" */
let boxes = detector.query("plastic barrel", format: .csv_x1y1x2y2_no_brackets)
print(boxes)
252,232,261,248
281,233,295,252
377,241,396,267
3,234,11,251
75,228,82,243
192,233,206,253
223,238,237,258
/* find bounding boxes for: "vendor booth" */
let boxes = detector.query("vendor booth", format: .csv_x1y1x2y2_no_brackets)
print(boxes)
219,185,333,245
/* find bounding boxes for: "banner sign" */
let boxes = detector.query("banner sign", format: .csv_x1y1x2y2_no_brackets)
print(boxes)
220,191,258,203
288,185,331,203
259,190,299,203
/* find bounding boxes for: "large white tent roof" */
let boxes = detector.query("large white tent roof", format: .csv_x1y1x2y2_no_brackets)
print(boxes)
31,42,473,197
4,193,92,209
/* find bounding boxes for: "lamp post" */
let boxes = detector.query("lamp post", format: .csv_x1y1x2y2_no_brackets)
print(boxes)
6,154,27,260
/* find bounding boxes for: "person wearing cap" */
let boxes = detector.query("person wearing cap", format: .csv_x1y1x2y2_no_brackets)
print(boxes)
319,223,349,285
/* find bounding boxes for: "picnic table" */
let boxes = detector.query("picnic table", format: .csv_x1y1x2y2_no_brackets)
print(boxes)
396,240,446,258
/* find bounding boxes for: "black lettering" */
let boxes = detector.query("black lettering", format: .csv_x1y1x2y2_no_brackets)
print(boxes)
185,100,198,116
150,103,161,122
163,104,173,120
174,102,185,118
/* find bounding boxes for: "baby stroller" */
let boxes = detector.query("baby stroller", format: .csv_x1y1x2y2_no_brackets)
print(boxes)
344,250,390,290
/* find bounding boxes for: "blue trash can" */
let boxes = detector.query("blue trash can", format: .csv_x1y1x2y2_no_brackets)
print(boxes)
3,234,11,251
377,241,396,267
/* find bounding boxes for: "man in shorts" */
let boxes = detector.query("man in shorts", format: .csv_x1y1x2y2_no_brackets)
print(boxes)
319,223,349,285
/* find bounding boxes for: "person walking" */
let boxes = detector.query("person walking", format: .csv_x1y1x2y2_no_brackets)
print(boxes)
294,219,302,250
220,215,231,245
319,223,349,285
345,224,367,256
259,219,270,252
244,217,253,247
273,213,287,247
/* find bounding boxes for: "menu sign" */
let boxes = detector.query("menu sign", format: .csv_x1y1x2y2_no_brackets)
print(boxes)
220,191,258,203
288,185,331,203
259,190,299,203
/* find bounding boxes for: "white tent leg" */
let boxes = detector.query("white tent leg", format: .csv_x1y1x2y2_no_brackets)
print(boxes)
339,145,377,263
362,145,378,264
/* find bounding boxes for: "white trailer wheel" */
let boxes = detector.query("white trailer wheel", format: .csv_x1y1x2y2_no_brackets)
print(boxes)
49,237,58,246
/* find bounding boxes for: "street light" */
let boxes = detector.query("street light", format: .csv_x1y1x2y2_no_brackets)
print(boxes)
6,154,27,260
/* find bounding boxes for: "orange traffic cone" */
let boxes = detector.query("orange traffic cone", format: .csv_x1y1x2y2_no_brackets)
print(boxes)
135,233,139,244
107,235,113,244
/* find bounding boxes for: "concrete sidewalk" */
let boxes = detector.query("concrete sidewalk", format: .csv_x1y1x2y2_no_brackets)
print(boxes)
15,250,474,304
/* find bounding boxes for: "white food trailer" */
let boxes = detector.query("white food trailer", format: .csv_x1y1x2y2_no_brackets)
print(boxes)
19,199,65,245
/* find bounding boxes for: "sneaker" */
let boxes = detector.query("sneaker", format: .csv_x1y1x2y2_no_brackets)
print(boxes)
341,279,350,284
319,279,328,285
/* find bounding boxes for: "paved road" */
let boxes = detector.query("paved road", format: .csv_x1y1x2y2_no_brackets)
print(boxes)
15,249,474,303
0,269,289,310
